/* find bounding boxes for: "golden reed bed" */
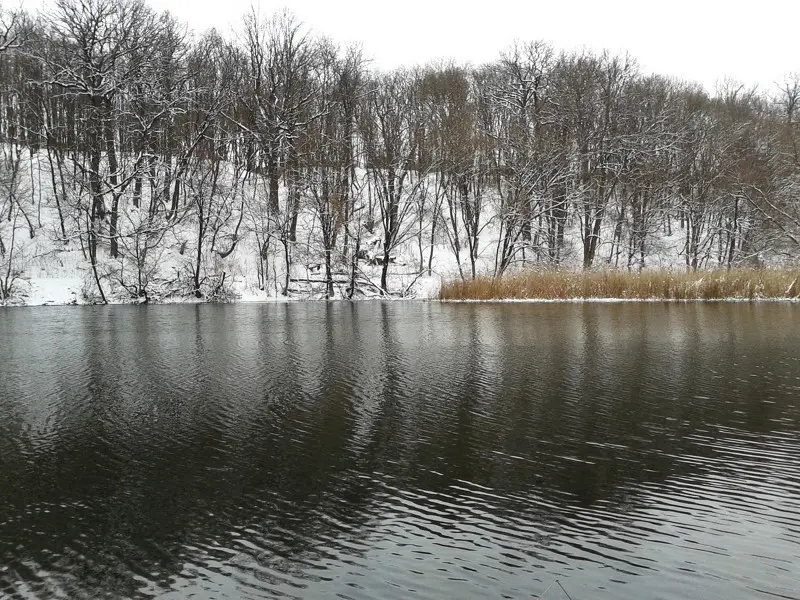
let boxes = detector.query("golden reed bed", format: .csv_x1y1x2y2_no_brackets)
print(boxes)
439,269,800,301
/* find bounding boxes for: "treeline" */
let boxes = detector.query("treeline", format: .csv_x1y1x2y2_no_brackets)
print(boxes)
1,0,799,301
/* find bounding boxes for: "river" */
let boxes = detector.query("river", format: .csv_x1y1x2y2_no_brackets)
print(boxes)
1,302,799,599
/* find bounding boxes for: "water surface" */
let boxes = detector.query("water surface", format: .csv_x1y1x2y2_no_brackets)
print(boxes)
1,302,799,599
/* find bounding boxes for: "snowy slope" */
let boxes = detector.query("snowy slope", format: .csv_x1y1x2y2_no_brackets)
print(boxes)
0,149,738,306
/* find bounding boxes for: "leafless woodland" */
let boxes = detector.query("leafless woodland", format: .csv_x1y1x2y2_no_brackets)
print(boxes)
1,0,799,302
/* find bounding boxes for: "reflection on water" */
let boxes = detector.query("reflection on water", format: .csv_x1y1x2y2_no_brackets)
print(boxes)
1,302,799,599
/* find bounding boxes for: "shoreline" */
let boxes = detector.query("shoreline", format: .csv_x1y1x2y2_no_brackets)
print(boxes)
5,269,800,307
5,296,800,308
437,297,800,303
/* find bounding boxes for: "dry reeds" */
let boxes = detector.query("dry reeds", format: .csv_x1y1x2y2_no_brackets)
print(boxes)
438,268,800,301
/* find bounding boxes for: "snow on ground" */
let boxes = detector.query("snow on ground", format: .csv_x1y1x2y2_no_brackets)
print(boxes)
0,149,766,307
19,278,82,306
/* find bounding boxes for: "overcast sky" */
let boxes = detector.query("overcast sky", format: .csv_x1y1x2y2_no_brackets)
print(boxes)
27,0,799,93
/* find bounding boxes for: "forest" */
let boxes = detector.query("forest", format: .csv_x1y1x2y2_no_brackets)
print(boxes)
1,0,799,302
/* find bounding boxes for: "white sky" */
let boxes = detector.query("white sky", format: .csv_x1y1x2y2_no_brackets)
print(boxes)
25,0,800,93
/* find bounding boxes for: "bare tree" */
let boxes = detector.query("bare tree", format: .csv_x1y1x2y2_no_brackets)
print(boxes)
301,41,365,298
361,69,432,293
1,0,799,305
40,0,164,301
0,142,27,301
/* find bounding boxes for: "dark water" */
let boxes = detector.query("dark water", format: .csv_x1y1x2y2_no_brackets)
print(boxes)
1,302,799,600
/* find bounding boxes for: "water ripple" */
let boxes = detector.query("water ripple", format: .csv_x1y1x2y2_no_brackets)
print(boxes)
1,303,800,599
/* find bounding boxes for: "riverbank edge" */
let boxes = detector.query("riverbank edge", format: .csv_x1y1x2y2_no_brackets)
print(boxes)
437,297,800,303
5,296,800,308
5,270,800,306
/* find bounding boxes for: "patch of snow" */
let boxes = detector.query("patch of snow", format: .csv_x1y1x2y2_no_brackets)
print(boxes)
22,278,82,306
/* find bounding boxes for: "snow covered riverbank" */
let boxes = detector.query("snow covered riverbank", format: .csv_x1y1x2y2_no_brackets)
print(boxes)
1,149,795,308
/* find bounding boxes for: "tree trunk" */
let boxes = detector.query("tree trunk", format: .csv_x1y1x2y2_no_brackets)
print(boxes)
380,246,391,294
105,104,121,258
282,238,290,296
287,151,300,242
325,247,333,299
194,203,205,298
268,151,280,215
727,196,739,268
89,148,103,266
133,176,142,208
44,144,68,241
